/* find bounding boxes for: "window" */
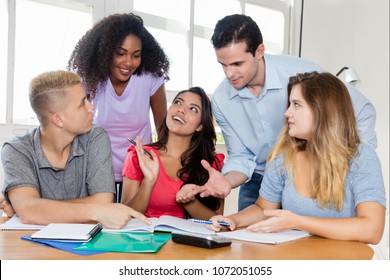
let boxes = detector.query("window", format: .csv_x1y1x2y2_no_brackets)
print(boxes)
132,0,296,143
13,0,93,125
244,3,288,54
1,0,100,131
0,0,8,124
192,0,241,94
133,0,191,94
133,0,294,99
1,0,300,141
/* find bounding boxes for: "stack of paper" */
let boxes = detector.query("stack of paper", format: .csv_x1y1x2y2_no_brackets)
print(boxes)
217,229,311,244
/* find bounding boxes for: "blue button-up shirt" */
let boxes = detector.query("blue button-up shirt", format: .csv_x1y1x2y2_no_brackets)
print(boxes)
212,54,377,180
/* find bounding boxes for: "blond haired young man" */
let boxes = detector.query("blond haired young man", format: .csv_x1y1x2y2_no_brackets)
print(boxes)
1,70,148,229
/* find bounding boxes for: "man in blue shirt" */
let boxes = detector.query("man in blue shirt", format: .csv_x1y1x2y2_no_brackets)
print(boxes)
192,14,377,211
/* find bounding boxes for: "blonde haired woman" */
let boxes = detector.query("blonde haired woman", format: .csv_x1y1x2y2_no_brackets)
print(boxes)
209,72,386,244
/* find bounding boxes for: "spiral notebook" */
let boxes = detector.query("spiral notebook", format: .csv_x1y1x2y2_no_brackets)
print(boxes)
31,223,102,242
0,215,45,231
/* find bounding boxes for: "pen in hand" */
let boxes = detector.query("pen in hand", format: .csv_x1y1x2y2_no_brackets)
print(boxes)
191,219,230,227
127,138,153,159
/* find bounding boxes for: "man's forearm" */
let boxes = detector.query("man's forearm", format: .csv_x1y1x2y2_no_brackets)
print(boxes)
13,197,99,225
224,171,248,189
66,192,114,204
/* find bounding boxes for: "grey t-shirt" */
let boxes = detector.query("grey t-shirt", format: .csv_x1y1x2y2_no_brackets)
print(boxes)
1,125,115,202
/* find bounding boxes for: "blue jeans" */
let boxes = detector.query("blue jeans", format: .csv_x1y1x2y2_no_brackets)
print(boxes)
238,173,263,211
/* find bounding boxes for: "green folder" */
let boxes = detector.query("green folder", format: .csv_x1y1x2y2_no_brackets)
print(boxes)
74,232,171,253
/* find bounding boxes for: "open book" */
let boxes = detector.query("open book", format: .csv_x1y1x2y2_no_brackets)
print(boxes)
102,215,215,235
217,229,311,244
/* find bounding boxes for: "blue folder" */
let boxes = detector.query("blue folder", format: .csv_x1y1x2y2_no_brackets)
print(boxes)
21,235,105,256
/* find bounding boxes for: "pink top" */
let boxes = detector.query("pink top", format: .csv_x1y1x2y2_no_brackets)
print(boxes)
122,146,225,218
92,73,164,181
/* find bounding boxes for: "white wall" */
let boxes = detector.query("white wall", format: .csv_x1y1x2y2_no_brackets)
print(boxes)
300,0,389,260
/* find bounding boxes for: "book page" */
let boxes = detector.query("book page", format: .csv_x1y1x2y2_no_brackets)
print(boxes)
154,215,215,235
102,218,159,233
102,216,215,235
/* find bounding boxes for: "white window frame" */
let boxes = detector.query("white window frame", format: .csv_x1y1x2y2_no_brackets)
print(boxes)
1,0,303,138
129,0,303,101
1,0,104,143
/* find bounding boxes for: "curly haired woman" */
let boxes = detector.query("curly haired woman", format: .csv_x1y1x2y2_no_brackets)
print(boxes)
68,13,170,202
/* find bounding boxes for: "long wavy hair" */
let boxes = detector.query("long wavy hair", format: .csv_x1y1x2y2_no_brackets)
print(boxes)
268,72,360,211
67,13,169,98
150,87,221,212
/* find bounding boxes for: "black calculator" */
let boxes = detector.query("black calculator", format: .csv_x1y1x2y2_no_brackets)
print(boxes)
172,232,232,249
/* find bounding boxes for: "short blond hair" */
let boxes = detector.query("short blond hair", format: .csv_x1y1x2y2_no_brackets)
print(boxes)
29,70,82,126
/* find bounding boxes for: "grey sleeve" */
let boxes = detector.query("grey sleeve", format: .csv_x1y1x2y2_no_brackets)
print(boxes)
85,127,115,195
1,143,40,202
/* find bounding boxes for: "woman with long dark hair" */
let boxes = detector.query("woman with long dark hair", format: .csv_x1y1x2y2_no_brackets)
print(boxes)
122,87,224,219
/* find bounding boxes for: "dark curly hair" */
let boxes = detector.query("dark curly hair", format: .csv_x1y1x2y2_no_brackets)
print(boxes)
67,13,170,97
150,87,222,213
211,14,263,56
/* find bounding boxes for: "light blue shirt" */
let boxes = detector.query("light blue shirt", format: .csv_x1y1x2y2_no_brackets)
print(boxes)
212,54,377,179
260,144,386,217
